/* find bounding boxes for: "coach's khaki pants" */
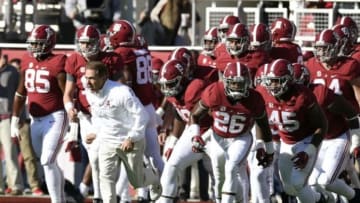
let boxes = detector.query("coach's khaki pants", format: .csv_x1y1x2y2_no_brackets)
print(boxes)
99,138,145,203
18,122,42,190
0,118,23,191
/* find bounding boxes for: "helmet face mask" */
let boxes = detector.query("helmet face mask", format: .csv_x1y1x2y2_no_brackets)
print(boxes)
292,63,310,86
76,25,101,58
264,76,291,97
249,23,272,51
223,62,250,100
158,59,186,97
27,25,56,58
160,76,183,96
332,24,352,56
202,27,219,56
218,15,241,42
336,16,358,44
226,37,249,56
314,29,339,63
263,59,293,97
225,23,250,56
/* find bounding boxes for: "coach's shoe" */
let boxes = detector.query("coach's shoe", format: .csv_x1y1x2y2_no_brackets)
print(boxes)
5,188,22,195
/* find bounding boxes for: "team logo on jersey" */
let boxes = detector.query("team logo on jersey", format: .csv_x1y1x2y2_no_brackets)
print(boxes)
220,106,226,111
80,66,85,73
316,71,322,77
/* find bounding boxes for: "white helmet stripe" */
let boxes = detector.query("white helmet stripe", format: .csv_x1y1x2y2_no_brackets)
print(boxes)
236,62,242,76
253,24,260,42
270,59,281,73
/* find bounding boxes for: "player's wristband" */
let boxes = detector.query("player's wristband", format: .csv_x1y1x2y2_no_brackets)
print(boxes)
187,124,200,136
264,141,274,154
156,107,165,117
64,102,74,112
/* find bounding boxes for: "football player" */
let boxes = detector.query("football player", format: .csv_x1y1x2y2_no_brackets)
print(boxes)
270,17,303,64
293,63,360,202
188,62,274,203
156,59,214,203
258,59,327,202
11,25,68,203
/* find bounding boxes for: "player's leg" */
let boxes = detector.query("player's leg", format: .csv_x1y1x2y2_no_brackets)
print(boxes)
220,133,252,203
39,111,68,203
158,127,204,203
79,112,102,200
278,136,317,202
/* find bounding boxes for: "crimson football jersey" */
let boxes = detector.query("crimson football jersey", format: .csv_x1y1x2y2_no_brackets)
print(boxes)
310,84,348,139
193,65,219,84
21,53,66,117
114,46,155,105
197,52,216,68
166,79,213,133
201,81,265,138
306,56,360,112
271,42,303,64
242,50,272,81
65,51,124,114
257,84,318,144
350,48,360,64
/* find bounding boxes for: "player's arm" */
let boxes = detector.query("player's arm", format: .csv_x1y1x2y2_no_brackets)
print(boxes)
63,73,78,122
327,94,358,126
189,100,209,126
11,70,27,140
188,100,209,145
57,71,66,94
161,110,186,160
121,64,134,87
350,76,360,110
254,111,273,143
307,102,328,147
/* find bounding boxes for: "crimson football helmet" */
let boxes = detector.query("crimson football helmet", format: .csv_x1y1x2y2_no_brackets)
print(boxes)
151,57,164,84
332,24,352,56
75,25,101,58
202,27,219,56
292,63,310,86
263,59,294,97
218,15,241,42
223,62,251,100
314,29,340,63
335,16,358,44
270,17,297,42
158,59,187,97
27,24,56,58
226,23,250,56
107,20,136,48
168,47,195,79
249,23,272,51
